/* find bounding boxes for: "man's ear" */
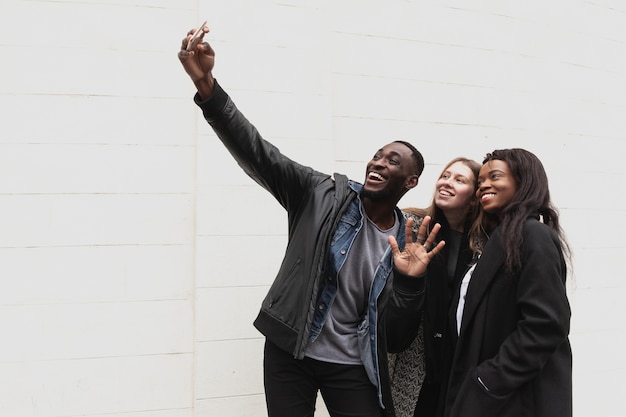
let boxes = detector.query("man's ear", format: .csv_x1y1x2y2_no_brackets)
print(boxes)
405,175,419,190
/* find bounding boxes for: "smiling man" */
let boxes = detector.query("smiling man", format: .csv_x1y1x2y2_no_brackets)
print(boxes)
178,24,445,417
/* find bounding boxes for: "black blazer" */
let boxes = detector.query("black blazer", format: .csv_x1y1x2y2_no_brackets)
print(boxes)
414,219,476,417
443,217,572,417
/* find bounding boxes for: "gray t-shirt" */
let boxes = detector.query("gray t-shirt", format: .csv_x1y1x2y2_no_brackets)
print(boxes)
305,211,399,364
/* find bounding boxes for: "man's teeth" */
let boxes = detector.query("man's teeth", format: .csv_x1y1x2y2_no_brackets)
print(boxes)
369,172,384,180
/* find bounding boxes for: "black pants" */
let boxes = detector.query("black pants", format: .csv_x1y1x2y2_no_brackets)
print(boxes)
263,340,384,417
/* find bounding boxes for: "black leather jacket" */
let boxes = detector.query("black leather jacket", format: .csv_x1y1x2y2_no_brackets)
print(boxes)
195,80,425,415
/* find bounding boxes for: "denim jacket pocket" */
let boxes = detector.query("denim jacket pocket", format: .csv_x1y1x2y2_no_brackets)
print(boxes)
331,209,359,246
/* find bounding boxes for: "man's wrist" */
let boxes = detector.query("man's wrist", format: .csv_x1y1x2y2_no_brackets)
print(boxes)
194,76,215,100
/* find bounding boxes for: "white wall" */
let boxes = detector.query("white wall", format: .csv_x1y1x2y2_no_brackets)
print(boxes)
1,1,624,416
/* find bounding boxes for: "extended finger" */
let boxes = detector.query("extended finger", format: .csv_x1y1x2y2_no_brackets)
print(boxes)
416,216,431,244
427,240,446,257
423,222,441,249
404,217,415,243
181,27,198,50
388,235,400,256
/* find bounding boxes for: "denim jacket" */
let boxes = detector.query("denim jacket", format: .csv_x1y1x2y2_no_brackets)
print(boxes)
308,181,410,406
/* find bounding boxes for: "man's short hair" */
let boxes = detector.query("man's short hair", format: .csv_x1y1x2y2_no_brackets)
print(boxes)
394,140,424,177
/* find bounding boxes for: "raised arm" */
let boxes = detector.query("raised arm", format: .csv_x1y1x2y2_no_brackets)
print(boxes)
386,216,446,351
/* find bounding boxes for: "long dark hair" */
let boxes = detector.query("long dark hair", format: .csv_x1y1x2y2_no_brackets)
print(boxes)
469,148,571,271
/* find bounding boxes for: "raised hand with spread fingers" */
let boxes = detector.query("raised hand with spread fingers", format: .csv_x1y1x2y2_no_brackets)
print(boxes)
389,215,445,277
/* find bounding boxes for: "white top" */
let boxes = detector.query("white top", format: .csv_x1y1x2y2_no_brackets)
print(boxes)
456,258,479,335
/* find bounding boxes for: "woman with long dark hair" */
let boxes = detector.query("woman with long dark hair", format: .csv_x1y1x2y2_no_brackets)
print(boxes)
445,148,572,417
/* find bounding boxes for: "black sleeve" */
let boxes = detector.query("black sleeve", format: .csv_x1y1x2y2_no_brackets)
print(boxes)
194,80,329,211
385,269,425,353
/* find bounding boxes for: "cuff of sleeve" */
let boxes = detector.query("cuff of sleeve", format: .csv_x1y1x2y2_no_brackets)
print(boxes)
193,79,229,121
393,270,425,293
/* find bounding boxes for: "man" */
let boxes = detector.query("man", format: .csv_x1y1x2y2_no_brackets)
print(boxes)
178,24,444,417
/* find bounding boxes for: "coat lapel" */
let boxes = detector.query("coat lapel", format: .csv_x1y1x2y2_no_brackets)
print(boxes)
457,228,506,337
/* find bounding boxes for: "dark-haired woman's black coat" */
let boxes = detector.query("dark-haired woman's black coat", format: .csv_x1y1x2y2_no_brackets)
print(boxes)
443,217,572,417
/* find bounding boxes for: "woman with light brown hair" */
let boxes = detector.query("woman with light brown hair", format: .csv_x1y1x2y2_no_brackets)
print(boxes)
390,157,481,417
